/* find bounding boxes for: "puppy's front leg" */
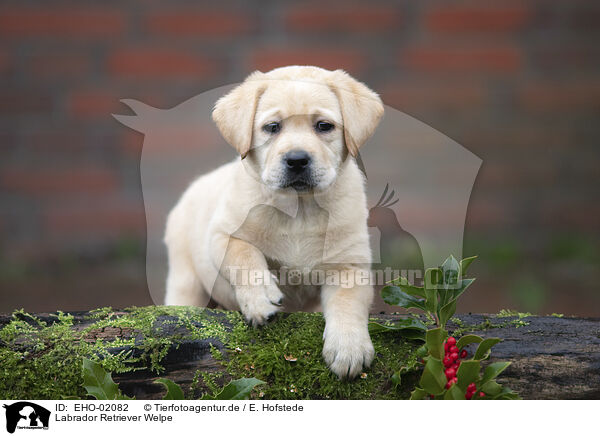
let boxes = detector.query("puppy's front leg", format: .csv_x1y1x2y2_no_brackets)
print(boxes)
216,235,284,326
321,268,374,379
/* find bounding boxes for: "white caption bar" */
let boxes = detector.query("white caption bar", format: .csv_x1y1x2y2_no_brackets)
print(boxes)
0,400,595,435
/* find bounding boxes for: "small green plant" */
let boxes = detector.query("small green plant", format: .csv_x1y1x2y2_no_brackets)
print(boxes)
200,378,265,400
368,315,427,340
380,255,520,400
154,378,185,400
82,358,133,400
81,358,264,400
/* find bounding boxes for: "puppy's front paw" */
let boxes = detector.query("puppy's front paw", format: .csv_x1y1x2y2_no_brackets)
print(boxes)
236,282,284,326
322,324,374,379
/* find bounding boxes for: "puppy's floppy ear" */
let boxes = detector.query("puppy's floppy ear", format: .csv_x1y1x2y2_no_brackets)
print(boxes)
328,69,384,157
212,71,266,159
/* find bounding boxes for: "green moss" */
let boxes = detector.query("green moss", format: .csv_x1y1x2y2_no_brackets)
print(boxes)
0,310,87,399
0,306,216,399
87,307,117,320
216,312,417,400
192,371,230,398
0,306,425,400
449,312,531,337
496,309,534,319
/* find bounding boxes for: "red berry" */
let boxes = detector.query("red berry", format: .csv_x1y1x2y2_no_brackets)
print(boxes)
479,392,486,398
452,363,460,371
460,349,468,358
450,345,459,354
445,378,457,390
465,391,473,400
445,368,456,379
447,337,456,346
467,383,477,392
450,352,459,361
444,342,450,352
443,356,452,367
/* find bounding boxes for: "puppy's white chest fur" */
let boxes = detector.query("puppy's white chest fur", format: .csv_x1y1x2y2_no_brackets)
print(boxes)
228,197,328,311
233,197,329,271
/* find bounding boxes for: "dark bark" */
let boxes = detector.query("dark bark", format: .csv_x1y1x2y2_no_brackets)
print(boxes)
447,314,600,399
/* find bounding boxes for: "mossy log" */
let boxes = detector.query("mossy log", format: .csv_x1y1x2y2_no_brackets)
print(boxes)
1,307,599,400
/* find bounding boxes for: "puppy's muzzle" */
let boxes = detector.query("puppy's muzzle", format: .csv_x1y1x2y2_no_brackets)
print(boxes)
282,150,314,191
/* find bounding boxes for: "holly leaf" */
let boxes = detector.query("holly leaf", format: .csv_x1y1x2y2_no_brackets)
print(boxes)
425,327,447,360
441,255,460,287
456,360,481,392
415,344,428,358
410,387,427,400
481,362,511,385
368,317,426,332
419,357,446,396
494,387,521,400
456,334,483,349
474,338,502,360
154,378,185,400
437,255,461,308
381,286,426,311
82,358,132,400
424,287,438,315
397,329,427,341
444,383,465,400
368,320,426,341
446,278,476,302
480,380,503,396
438,299,456,328
388,276,426,298
460,256,477,277
438,272,474,308
392,362,422,388
201,378,265,400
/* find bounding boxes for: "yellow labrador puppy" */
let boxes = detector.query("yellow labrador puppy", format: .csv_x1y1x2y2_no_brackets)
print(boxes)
164,66,384,378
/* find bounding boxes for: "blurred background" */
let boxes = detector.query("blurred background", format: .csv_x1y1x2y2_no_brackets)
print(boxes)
0,1,598,316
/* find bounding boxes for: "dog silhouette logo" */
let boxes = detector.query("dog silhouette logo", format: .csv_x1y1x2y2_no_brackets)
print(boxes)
114,84,482,306
368,183,424,281
3,402,50,433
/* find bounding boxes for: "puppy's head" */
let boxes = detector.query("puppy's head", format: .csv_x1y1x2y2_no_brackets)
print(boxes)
212,66,384,192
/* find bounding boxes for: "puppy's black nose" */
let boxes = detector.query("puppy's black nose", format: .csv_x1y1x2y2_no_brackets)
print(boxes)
284,150,311,173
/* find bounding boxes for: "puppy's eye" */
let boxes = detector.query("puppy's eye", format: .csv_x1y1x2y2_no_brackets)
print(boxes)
263,122,281,134
315,121,334,133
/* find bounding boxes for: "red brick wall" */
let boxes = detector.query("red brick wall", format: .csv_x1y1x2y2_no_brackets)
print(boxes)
0,1,598,312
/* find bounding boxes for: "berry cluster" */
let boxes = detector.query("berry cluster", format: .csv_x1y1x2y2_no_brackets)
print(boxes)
465,382,485,400
443,336,465,389
443,337,486,399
